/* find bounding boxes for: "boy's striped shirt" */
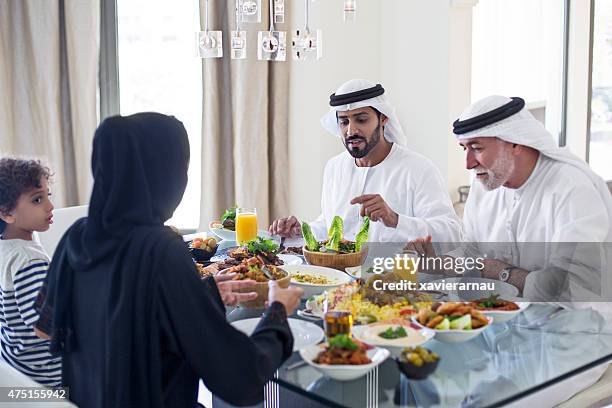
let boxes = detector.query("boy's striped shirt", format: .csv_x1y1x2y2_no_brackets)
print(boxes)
0,240,61,386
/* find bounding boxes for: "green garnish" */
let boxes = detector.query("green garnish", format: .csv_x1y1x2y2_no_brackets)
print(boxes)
378,326,408,339
477,294,501,308
328,334,358,350
246,237,279,255
338,241,356,253
221,206,238,222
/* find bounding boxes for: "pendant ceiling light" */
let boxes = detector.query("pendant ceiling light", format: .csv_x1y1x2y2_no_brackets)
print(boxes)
231,0,247,59
257,0,287,61
292,0,322,61
343,0,356,22
197,0,223,58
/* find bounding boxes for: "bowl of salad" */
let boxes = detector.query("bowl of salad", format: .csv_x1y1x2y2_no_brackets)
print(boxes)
301,216,369,271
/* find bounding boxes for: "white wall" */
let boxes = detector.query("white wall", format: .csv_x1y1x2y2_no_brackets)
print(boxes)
381,0,452,184
288,0,382,221
287,0,475,221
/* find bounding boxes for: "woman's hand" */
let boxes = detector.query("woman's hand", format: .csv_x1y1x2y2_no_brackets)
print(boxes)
213,273,258,306
267,280,303,315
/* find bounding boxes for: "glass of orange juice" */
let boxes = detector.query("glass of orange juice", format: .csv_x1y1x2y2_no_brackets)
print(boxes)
236,207,258,245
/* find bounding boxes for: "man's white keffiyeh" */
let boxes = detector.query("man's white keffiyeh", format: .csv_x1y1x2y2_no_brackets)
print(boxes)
320,79,407,146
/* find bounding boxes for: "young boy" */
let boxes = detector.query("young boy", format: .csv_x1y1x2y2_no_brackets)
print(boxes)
0,157,61,386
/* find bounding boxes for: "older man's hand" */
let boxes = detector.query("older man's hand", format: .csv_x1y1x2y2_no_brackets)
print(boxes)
350,194,399,227
404,235,436,258
269,215,302,238
213,273,258,306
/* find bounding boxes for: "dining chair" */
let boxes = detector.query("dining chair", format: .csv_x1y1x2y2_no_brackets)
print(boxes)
36,205,89,258
0,361,76,407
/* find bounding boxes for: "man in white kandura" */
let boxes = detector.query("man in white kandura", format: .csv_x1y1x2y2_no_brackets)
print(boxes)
410,95,612,406
412,95,612,300
269,79,461,243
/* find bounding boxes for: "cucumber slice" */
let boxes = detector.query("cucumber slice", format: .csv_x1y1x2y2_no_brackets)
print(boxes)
435,317,450,330
449,314,472,330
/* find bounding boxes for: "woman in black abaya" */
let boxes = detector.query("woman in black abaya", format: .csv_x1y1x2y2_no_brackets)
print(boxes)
40,113,301,407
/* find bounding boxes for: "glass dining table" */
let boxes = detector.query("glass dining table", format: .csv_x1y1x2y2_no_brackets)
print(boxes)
203,236,612,408
227,302,612,408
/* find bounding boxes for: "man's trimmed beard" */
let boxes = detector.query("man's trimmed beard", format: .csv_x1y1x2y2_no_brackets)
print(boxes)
473,148,515,190
344,123,382,159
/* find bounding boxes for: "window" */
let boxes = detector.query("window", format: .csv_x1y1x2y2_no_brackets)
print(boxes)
589,0,612,181
472,0,566,142
117,0,202,229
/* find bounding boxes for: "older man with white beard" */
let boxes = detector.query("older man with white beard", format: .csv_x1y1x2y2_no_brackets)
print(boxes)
409,95,612,406
411,95,612,299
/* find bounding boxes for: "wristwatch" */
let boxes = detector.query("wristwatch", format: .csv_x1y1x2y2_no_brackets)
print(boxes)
499,266,515,282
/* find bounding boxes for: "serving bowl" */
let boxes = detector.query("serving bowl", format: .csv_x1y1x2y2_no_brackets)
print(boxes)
480,302,530,324
232,269,291,309
299,344,389,381
411,315,493,343
208,221,237,241
352,322,435,358
282,264,352,298
190,246,217,263
395,348,439,380
188,237,219,262
302,246,367,271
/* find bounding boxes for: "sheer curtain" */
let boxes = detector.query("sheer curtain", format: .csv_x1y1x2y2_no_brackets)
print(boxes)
198,0,290,230
0,0,99,207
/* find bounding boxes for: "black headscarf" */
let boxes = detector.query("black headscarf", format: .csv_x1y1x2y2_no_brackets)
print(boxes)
45,112,190,404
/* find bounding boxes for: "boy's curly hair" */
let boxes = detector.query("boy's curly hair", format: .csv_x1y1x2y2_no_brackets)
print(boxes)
0,158,51,234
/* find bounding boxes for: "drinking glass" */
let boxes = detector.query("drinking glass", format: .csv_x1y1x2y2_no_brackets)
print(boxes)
394,250,419,285
236,207,258,245
324,311,353,339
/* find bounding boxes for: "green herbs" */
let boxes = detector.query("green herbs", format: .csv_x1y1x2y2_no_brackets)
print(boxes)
328,334,358,350
246,236,279,255
378,326,408,339
338,241,356,253
221,206,237,222
221,206,238,230
477,294,501,309
301,222,320,251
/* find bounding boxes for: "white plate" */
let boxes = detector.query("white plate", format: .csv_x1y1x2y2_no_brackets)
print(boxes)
278,254,303,266
299,344,389,381
411,315,493,343
481,302,530,324
352,322,435,357
283,265,352,298
231,318,324,352
428,277,519,301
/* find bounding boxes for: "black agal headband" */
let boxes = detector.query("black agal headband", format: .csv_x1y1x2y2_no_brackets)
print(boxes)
453,97,525,135
329,84,385,107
